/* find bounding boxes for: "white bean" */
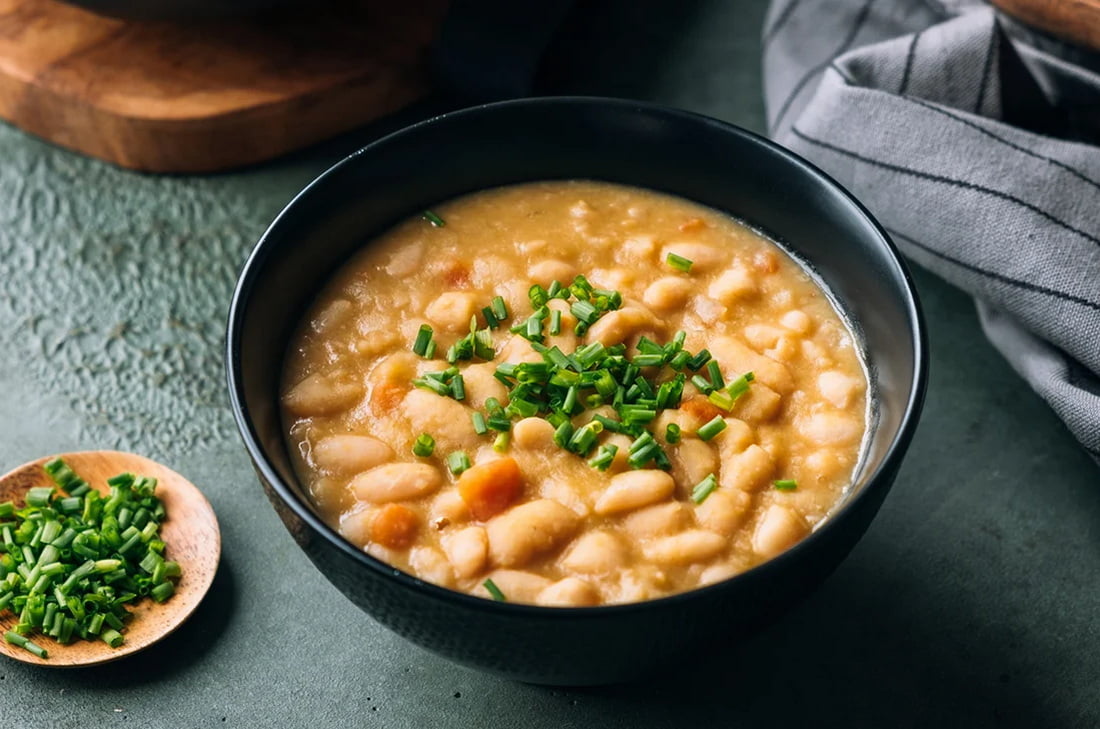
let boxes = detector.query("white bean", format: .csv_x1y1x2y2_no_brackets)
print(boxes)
734,384,782,424
780,309,813,334
594,470,675,515
338,506,376,548
350,462,443,503
312,435,394,475
798,412,863,446
486,499,581,568
696,489,752,536
442,526,488,579
717,444,775,492
743,324,786,352
818,371,862,409
536,577,600,607
409,546,455,588
425,291,479,333
620,502,692,538
429,490,470,528
672,439,718,493
643,277,694,312
709,335,793,393
661,242,724,272
529,259,575,283
560,531,629,574
512,417,557,450
713,418,754,455
585,306,661,347
480,569,553,603
752,505,808,558
708,266,757,304
643,530,727,565
283,373,363,417
402,388,481,451
461,363,509,409
699,563,741,586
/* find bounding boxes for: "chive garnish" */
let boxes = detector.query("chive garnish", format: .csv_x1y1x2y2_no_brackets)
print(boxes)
447,451,471,475
412,324,434,357
471,412,488,435
422,210,446,227
697,416,727,441
665,423,681,444
587,444,619,471
774,479,798,491
492,432,510,453
0,460,182,659
666,252,693,272
490,296,509,322
484,578,507,602
412,433,435,457
690,474,718,504
549,309,562,336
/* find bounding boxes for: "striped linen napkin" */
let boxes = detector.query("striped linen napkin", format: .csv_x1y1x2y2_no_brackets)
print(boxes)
763,0,1100,463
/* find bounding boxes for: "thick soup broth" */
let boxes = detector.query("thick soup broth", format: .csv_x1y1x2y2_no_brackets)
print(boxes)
281,181,867,606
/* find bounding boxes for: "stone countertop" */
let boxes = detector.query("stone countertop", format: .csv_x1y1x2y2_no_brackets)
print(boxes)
1,1,1097,727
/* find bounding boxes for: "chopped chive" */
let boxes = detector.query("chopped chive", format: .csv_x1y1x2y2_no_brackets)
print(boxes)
549,309,562,336
490,296,508,322
632,354,666,368
529,284,549,309
774,479,798,491
706,360,725,390
422,210,446,227
666,252,693,273
697,416,727,441
493,432,510,453
100,628,124,648
412,433,435,458
587,444,619,471
411,375,451,396
670,350,692,370
553,421,574,449
725,371,755,400
687,349,712,371
412,324,434,357
472,412,488,436
691,374,714,394
4,630,47,659
708,390,735,412
690,474,719,504
447,451,471,475
451,374,466,401
25,488,52,509
482,306,500,329
665,423,682,444
484,578,507,602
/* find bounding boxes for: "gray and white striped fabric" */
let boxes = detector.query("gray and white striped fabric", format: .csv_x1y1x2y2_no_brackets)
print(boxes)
763,0,1100,463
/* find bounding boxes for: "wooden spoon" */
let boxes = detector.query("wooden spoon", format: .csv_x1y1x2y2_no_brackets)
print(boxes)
0,451,220,667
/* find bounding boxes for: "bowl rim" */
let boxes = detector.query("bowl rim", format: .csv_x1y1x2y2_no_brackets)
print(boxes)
226,95,929,618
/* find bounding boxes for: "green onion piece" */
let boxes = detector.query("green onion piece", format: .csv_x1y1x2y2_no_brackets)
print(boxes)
450,374,466,401
691,374,714,394
549,309,562,336
412,433,435,458
706,360,725,390
422,210,446,227
529,284,549,309
25,488,53,509
570,300,598,325
632,354,666,368
553,421,574,449
587,445,619,471
492,432,510,453
483,578,507,602
725,371,755,400
411,375,451,397
471,412,488,436
150,581,175,603
691,474,719,504
100,628,124,648
774,479,798,491
490,296,508,322
412,324,434,357
447,451,471,475
697,416,727,441
665,423,682,444
687,349,712,371
4,630,47,659
0,502,13,519
669,350,691,370
708,390,735,412
666,252,693,273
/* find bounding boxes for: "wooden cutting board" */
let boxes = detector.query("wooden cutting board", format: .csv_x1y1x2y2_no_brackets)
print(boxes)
990,0,1100,50
0,0,450,172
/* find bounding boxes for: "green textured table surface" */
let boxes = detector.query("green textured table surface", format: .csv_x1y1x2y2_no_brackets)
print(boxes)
2,2,1097,727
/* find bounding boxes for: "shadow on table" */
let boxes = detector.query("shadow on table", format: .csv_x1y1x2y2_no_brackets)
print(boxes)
47,556,237,687
567,549,1067,728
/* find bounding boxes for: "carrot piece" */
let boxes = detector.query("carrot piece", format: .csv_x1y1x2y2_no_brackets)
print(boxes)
372,504,419,549
680,395,723,423
457,457,524,521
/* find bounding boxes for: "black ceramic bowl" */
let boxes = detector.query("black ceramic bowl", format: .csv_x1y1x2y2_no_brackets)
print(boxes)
226,97,927,686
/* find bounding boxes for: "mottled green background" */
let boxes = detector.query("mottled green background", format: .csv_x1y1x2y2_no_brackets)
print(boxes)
1,1,1096,727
